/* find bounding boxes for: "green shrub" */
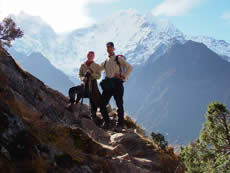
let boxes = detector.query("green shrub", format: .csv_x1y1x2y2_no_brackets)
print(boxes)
151,132,168,150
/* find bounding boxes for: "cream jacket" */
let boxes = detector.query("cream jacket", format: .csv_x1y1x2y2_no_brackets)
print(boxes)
79,62,101,81
100,55,133,80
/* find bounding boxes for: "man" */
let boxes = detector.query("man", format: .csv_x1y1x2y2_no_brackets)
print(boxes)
100,42,133,132
68,51,101,121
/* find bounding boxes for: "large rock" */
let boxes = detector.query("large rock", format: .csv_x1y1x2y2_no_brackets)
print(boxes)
81,118,110,144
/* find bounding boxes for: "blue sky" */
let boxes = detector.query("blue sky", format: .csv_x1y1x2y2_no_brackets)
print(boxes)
1,0,230,42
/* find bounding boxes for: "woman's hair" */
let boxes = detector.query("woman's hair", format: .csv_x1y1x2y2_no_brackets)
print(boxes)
88,51,95,55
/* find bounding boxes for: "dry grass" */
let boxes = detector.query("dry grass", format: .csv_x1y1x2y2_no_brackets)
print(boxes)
156,145,185,173
0,87,84,165
124,115,146,136
25,119,84,164
0,86,41,120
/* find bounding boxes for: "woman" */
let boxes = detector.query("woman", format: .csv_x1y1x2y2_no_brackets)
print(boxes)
68,51,101,121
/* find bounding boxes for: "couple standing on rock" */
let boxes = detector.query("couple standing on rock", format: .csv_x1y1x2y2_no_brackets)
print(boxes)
68,42,133,132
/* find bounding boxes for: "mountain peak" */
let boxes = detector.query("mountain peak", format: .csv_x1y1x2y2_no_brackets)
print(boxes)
10,9,229,77
10,11,56,37
103,8,149,27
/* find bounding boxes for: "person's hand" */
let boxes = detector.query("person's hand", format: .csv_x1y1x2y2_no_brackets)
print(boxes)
83,77,88,82
87,68,93,74
115,73,125,80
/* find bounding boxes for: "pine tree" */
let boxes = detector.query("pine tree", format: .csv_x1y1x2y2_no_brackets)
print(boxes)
0,17,23,48
179,102,230,173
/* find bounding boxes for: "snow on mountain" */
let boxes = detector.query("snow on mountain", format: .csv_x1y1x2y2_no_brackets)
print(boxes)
10,9,230,78
11,9,184,77
187,36,230,59
67,9,185,71
10,12,57,55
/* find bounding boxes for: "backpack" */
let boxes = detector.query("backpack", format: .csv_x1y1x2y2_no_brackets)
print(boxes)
104,55,128,81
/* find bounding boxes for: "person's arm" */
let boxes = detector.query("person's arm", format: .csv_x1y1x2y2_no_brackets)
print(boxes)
78,64,86,81
89,64,101,80
118,58,133,79
99,61,105,72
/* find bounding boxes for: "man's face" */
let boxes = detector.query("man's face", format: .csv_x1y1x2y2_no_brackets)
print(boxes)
87,52,95,62
107,45,115,55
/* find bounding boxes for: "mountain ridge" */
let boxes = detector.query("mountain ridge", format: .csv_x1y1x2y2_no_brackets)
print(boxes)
9,10,230,78
125,40,230,144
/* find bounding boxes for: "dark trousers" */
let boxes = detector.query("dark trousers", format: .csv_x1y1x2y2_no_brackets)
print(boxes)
100,79,124,126
69,80,101,118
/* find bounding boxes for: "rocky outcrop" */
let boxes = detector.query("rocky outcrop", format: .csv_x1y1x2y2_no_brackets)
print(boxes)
0,48,182,173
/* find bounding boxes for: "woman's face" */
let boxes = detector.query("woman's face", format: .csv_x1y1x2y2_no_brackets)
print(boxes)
87,52,95,62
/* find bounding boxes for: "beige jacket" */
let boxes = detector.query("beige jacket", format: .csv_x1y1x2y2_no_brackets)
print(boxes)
79,62,101,81
100,55,133,80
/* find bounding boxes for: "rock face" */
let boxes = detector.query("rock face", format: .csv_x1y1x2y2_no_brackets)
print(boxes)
0,48,182,173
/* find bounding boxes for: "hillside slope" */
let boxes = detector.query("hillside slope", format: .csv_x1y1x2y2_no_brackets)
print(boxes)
0,48,182,173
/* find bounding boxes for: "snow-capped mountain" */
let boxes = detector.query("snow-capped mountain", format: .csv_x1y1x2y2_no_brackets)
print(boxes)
10,10,185,77
10,12,57,55
10,9,230,78
69,9,185,64
187,36,230,59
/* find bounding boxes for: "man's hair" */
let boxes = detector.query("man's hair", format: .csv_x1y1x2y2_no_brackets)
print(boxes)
106,42,114,48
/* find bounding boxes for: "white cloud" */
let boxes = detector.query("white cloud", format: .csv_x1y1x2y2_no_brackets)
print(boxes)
152,0,201,16
0,0,117,33
221,12,230,20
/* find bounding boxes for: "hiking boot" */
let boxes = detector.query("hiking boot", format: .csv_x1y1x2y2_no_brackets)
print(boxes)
114,124,123,133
